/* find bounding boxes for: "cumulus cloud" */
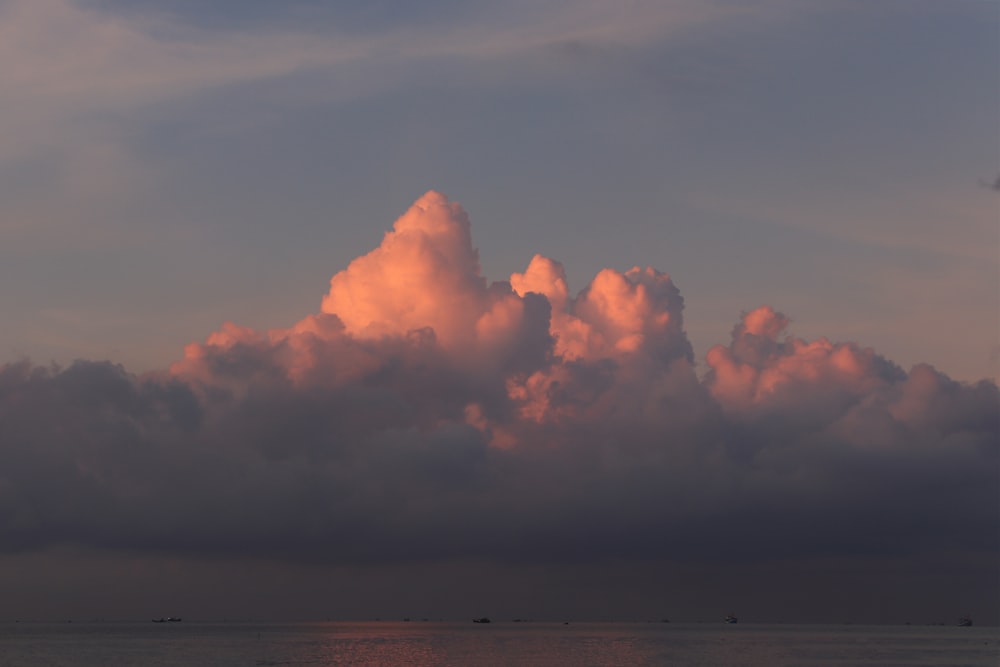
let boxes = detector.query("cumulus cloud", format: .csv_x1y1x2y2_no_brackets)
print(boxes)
0,192,997,572
705,305,904,417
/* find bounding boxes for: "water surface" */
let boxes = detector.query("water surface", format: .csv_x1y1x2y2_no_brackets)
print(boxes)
1,621,996,666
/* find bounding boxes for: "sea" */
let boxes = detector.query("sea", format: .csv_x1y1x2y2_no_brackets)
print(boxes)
0,620,996,666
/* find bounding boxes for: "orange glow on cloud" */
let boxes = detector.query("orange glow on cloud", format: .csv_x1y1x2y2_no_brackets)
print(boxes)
6,189,996,597
172,191,979,446
320,191,488,347
705,306,891,414
172,192,699,438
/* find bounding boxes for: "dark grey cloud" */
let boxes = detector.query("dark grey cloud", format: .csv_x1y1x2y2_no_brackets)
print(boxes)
0,329,995,571
1,192,997,621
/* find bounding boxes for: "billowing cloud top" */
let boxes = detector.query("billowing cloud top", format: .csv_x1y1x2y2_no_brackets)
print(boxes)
321,192,487,346
1,193,997,573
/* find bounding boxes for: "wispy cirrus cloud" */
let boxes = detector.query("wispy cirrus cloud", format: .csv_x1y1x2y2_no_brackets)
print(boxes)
0,0,746,149
0,0,760,250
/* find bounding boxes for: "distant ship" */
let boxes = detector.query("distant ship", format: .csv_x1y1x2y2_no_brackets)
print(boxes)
152,617,182,623
724,614,738,624
957,617,973,627
472,617,491,624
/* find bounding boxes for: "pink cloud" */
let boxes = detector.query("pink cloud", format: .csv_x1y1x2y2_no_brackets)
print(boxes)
172,192,993,451
705,306,898,416
320,191,489,347
173,192,701,436
0,192,996,603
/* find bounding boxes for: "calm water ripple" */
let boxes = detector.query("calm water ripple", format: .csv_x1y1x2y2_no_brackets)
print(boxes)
0,621,996,667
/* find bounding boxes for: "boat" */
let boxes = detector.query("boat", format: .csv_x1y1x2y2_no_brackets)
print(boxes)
472,617,491,624
152,617,182,623
958,617,973,627
724,614,738,624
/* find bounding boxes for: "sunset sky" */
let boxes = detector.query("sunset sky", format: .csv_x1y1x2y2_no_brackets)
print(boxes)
0,0,997,623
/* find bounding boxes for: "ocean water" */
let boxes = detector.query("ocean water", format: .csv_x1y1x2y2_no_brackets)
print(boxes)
0,621,996,666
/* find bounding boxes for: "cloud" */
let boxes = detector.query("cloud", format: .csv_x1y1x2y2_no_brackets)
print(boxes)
704,305,904,416
0,0,768,258
0,0,743,155
1,191,996,574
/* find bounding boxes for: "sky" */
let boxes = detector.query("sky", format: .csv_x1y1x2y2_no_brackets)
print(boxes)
0,0,998,624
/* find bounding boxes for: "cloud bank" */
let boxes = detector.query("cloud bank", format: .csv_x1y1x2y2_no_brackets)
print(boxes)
1,192,996,572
